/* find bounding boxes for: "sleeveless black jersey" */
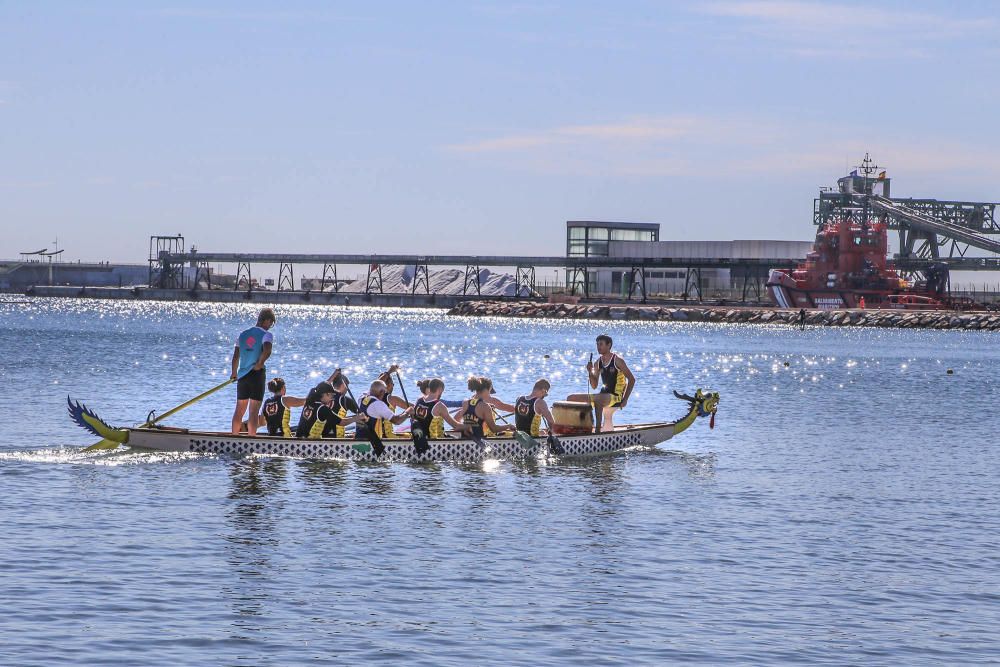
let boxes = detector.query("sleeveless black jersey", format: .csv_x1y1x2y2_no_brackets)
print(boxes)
463,398,486,437
411,397,441,436
262,395,292,436
599,354,625,395
355,394,389,440
331,392,358,438
514,395,542,436
335,392,359,416
295,402,342,439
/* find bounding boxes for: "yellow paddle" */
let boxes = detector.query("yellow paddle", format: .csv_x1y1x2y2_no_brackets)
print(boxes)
587,352,594,409
587,351,596,425
82,378,235,451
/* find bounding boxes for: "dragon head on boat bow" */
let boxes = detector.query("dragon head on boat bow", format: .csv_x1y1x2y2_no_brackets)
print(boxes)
673,389,720,429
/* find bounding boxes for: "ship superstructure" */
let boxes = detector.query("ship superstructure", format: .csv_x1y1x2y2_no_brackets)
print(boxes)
768,155,1000,310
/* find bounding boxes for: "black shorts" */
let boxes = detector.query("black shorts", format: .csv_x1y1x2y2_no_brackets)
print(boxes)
237,368,266,401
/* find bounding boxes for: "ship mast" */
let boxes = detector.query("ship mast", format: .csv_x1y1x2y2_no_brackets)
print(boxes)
855,152,880,229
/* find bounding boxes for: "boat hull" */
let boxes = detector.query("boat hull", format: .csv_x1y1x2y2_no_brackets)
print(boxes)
126,422,681,462
767,269,862,309
766,269,948,310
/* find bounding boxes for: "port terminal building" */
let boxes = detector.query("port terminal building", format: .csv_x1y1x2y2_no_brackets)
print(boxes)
566,221,813,297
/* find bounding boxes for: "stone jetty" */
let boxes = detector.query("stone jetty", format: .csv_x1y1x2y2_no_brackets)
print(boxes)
448,300,1000,331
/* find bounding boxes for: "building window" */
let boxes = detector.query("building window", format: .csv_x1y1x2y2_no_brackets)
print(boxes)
587,240,609,256
609,229,657,242
566,222,659,259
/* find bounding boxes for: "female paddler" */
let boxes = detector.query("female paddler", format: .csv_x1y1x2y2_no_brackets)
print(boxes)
409,378,471,453
296,378,369,439
261,378,307,437
461,377,515,438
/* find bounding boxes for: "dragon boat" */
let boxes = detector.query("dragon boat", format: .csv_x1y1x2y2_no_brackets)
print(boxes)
68,389,719,463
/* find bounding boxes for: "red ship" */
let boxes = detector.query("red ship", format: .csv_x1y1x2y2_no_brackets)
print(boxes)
767,156,949,310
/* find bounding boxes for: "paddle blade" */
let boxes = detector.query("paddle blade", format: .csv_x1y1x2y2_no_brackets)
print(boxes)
82,438,121,452
67,397,128,443
411,427,430,456
513,430,538,451
365,429,385,457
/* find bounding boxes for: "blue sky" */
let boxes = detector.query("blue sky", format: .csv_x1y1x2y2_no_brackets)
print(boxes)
2,1,1000,262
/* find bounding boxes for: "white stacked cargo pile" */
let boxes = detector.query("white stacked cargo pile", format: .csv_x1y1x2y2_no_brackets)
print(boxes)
332,265,536,297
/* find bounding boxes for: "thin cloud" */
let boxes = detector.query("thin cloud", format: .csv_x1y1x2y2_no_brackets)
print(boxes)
703,1,992,32
444,113,1000,182
700,1,995,58
445,115,731,153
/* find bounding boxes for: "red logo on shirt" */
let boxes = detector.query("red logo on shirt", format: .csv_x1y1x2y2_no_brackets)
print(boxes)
245,336,256,349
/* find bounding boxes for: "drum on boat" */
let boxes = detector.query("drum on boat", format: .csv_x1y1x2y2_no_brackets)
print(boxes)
551,400,593,435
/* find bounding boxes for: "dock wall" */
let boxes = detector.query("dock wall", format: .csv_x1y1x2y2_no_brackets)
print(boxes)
448,300,1000,331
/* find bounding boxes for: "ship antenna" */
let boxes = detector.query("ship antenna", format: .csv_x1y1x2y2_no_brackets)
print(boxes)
854,152,881,228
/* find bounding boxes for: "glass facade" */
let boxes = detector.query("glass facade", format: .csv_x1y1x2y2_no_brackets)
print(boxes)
566,222,658,258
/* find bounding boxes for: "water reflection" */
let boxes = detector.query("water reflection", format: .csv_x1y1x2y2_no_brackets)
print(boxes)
656,449,718,480
227,456,289,502
296,458,350,496
405,464,446,498
221,457,289,630
357,466,396,498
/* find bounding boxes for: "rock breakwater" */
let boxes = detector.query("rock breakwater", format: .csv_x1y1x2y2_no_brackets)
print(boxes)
448,300,1000,331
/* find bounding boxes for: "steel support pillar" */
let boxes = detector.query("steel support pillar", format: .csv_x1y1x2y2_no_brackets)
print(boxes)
277,262,294,292
366,263,383,294
411,262,430,294
683,267,703,302
568,267,589,297
627,266,647,303
515,265,535,297
193,261,211,290
321,263,338,292
740,267,763,303
463,264,482,296
236,261,252,291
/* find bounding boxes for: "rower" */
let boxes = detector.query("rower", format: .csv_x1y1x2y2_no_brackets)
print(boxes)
355,380,412,442
328,369,359,437
462,377,515,438
230,308,276,434
296,381,368,439
412,378,471,438
566,334,635,432
375,364,411,438
514,378,556,437
261,377,307,437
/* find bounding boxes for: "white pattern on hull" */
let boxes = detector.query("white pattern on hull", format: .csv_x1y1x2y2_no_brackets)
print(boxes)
126,423,679,462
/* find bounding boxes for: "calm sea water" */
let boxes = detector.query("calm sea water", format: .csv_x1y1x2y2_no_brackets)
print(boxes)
1,296,998,666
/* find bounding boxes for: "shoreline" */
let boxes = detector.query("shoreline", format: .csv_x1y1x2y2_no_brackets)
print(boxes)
9,288,999,330
13,285,468,308
447,300,1000,331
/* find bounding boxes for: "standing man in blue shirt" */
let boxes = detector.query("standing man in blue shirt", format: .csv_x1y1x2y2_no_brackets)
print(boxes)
230,308,276,434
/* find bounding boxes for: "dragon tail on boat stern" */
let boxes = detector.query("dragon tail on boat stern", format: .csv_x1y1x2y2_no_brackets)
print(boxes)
67,397,129,444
